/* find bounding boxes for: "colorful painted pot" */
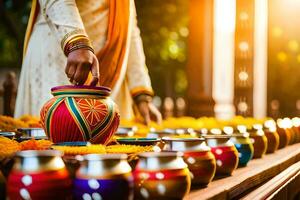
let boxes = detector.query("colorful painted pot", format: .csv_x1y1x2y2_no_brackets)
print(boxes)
40,85,120,144
7,150,72,200
248,128,268,158
74,154,133,200
162,138,216,186
229,133,254,167
292,118,300,143
277,128,290,148
263,128,279,153
203,135,239,176
287,128,297,144
134,152,191,199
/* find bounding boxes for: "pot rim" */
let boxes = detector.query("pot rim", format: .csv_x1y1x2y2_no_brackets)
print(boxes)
161,137,205,142
16,150,63,157
51,85,111,97
202,134,231,139
83,153,128,161
139,151,183,158
17,128,44,131
52,85,111,91
117,138,161,142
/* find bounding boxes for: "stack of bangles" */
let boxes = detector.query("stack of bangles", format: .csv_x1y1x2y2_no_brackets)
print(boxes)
61,29,94,56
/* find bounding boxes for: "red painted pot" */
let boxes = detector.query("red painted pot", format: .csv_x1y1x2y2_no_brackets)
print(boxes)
40,85,120,144
7,150,72,200
162,138,216,186
204,135,239,176
134,152,191,199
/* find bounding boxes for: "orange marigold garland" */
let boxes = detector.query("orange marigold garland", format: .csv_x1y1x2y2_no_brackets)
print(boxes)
0,136,20,160
0,116,28,131
20,139,53,150
52,145,106,156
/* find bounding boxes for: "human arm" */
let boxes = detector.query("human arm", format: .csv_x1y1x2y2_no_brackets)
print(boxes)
40,0,99,85
126,4,162,125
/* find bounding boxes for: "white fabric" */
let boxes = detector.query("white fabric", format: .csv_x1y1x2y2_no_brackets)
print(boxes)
15,0,152,119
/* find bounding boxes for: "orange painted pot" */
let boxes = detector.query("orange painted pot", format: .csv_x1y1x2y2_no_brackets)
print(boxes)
292,126,300,143
277,126,290,148
162,138,216,186
248,129,268,158
263,128,279,153
40,85,120,144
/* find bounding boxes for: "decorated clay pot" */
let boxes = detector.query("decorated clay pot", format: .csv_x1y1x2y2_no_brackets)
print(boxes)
263,127,279,153
229,133,254,167
292,117,300,143
40,85,120,144
276,118,291,148
7,150,72,199
276,127,290,148
134,152,191,199
287,128,297,144
248,128,268,158
162,138,216,186
292,118,300,143
203,135,239,176
74,154,133,200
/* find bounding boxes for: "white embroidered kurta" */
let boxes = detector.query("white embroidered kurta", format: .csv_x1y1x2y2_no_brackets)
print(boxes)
15,0,152,119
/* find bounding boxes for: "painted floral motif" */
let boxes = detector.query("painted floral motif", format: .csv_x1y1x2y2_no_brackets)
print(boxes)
76,98,108,128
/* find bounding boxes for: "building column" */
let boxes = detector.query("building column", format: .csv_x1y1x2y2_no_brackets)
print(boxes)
186,0,215,117
253,0,268,118
213,0,236,119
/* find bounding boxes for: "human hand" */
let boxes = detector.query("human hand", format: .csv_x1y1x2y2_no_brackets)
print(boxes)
65,49,99,86
137,101,162,125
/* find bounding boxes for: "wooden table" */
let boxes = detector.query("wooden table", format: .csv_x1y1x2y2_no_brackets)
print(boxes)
186,143,300,200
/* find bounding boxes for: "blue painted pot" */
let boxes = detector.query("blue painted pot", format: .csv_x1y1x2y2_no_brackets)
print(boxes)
230,133,254,167
73,154,133,200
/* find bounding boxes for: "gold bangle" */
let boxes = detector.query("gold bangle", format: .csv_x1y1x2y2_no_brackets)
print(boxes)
67,36,89,45
61,29,86,50
64,39,94,56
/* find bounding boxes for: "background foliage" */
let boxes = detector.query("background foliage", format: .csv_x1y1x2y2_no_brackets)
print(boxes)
0,0,189,99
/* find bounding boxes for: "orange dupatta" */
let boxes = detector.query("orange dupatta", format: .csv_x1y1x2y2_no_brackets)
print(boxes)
96,0,130,88
24,0,130,89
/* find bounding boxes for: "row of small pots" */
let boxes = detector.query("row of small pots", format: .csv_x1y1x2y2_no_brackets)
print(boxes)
5,150,191,200
2,135,246,200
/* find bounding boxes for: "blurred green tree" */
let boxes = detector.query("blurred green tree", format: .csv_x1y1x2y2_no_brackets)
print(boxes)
0,0,31,67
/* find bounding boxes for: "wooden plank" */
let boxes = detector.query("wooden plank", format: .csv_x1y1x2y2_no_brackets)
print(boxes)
186,143,300,200
241,161,300,200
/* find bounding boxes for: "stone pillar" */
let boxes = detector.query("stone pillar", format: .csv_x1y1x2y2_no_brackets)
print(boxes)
213,0,236,119
186,0,215,117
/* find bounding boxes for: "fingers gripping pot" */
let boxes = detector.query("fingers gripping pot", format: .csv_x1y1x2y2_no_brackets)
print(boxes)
40,85,120,144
